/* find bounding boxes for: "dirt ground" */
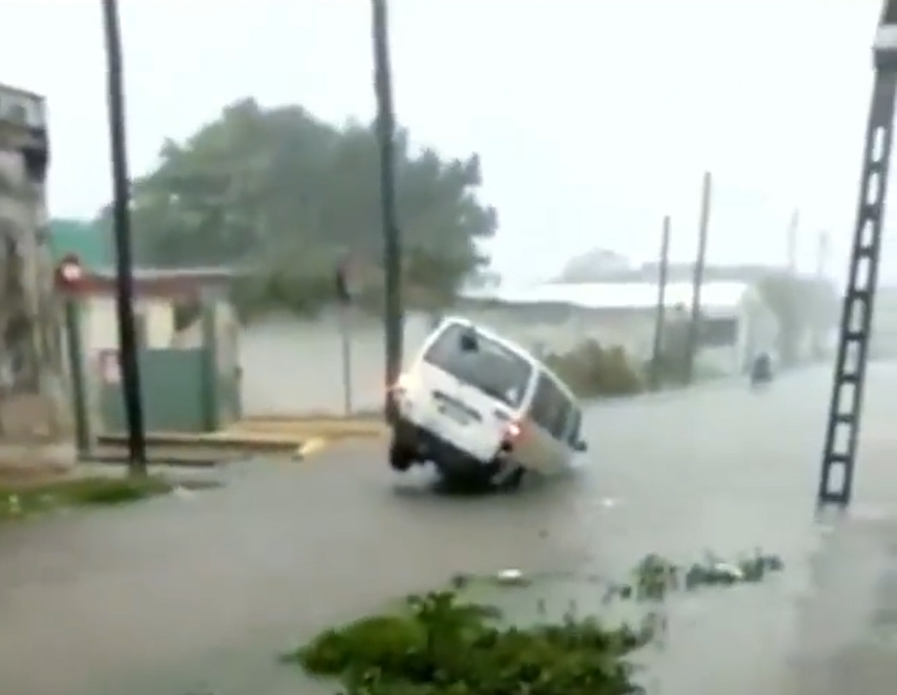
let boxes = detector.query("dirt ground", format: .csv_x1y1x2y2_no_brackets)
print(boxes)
0,393,71,488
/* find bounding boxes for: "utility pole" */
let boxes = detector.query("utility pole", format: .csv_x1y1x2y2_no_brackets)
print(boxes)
815,229,830,280
812,230,832,359
818,0,897,506
684,171,712,386
650,215,672,390
101,0,147,474
371,0,403,422
787,209,799,273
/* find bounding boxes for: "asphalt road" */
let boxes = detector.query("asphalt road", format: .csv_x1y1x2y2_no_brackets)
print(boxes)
2,365,897,695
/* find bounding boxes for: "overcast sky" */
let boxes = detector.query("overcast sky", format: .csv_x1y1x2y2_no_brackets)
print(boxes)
0,0,888,284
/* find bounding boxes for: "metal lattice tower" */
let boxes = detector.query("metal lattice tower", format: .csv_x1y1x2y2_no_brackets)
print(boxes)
818,0,897,505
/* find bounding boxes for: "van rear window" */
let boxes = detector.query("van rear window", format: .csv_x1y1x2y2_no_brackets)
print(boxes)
423,323,533,408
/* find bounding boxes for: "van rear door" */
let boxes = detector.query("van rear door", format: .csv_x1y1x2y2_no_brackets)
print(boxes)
417,324,532,461
412,362,515,460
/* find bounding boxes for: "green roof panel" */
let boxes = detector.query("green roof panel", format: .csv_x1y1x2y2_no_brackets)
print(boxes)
49,218,111,270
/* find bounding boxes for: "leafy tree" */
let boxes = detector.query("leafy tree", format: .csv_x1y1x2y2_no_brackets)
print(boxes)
756,272,839,365
96,98,497,318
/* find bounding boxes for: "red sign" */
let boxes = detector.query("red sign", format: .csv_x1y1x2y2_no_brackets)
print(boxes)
57,253,84,286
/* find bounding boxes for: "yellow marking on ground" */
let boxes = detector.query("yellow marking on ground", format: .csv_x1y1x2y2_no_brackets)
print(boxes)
297,437,329,459
228,417,387,439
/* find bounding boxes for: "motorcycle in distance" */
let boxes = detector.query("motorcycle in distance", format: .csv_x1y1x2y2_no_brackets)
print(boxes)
749,352,774,389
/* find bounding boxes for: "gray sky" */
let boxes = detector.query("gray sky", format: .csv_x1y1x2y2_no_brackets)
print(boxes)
0,0,887,284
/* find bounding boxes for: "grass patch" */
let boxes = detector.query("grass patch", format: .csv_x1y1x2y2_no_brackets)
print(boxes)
285,551,784,695
0,475,173,520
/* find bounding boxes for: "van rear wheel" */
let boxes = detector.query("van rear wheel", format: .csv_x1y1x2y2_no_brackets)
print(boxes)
494,466,525,492
388,441,415,472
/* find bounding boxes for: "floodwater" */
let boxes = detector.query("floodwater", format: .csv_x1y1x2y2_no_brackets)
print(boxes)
3,365,897,694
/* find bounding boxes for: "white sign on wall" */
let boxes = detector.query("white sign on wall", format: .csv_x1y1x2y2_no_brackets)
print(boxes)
99,349,121,385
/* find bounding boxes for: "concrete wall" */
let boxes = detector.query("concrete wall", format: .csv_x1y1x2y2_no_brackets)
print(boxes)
0,119,66,438
239,310,431,418
70,296,766,421
82,296,176,353
238,303,753,417
78,296,178,435
240,307,656,418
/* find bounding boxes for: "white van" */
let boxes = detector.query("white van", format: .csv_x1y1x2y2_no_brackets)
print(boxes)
388,317,587,490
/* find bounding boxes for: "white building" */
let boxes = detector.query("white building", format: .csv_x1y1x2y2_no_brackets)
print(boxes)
233,281,779,419
459,280,779,376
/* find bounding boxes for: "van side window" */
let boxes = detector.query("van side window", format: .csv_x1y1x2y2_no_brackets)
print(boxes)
529,372,569,441
529,373,557,433
565,408,582,446
551,398,571,440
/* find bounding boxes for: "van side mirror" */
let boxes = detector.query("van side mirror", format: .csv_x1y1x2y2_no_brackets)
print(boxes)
573,439,588,453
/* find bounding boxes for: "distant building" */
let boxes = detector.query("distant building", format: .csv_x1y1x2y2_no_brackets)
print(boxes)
555,247,791,286
459,280,779,375
555,248,632,283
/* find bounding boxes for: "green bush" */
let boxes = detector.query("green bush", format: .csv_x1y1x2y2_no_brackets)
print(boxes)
290,591,648,695
287,552,785,695
544,340,644,398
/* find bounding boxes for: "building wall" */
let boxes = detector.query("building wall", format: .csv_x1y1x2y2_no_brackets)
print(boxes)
238,301,754,418
81,295,175,352
76,296,177,434
69,293,773,422
0,108,66,438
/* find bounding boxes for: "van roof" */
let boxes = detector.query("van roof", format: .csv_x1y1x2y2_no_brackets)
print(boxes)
436,315,580,404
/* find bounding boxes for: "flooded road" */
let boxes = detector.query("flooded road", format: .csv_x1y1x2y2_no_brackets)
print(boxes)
2,365,897,694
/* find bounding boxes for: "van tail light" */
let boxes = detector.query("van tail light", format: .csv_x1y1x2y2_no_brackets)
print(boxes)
500,421,522,452
389,372,413,395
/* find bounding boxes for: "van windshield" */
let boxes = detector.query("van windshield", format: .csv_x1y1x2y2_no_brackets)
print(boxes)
422,323,533,408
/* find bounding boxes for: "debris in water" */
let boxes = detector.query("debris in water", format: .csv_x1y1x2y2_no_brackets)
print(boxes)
450,572,471,589
7,494,21,515
171,486,195,500
496,569,528,586
711,562,745,582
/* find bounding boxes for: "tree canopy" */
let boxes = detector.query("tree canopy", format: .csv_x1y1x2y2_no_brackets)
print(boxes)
99,98,498,317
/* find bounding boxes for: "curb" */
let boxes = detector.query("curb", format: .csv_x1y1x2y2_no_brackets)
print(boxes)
228,417,387,439
96,432,302,454
81,453,226,469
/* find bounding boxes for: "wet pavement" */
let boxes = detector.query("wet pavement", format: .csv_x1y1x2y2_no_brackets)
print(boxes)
2,365,897,694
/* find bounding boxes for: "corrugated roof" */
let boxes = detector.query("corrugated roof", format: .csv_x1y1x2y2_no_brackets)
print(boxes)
90,266,244,282
466,280,752,311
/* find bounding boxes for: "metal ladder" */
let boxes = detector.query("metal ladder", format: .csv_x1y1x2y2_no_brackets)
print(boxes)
818,2,897,505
